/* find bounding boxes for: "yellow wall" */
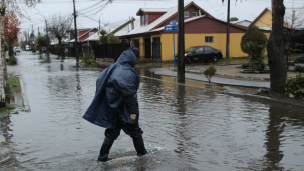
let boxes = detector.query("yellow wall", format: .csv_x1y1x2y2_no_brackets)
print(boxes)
254,10,272,28
131,32,271,61
161,33,249,61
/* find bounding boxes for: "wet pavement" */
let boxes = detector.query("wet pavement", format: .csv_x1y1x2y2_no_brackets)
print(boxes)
1,51,304,170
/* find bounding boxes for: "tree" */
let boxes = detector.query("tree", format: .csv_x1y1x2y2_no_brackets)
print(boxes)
0,0,41,107
23,30,28,47
99,29,108,44
4,12,20,58
107,33,120,44
47,14,72,61
35,35,48,54
241,25,268,71
203,66,217,85
267,0,287,94
231,17,239,21
283,7,304,69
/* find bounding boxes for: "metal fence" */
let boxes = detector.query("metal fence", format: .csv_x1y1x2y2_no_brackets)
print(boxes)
65,42,162,60
91,43,130,60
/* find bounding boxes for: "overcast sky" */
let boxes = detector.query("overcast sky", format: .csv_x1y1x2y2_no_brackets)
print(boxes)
19,0,304,37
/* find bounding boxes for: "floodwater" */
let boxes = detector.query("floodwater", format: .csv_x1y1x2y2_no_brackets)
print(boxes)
1,51,304,171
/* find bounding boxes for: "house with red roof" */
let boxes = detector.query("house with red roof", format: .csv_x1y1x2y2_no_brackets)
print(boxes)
119,1,271,61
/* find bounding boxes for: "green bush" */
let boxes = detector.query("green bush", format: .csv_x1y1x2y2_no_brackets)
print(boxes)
295,56,304,63
108,33,120,44
8,55,17,65
295,65,304,72
285,73,304,98
241,26,268,71
203,66,217,85
82,50,96,66
99,29,108,44
241,63,251,69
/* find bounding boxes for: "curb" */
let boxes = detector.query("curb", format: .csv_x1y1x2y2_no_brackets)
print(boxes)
158,73,268,88
170,67,271,81
19,77,30,112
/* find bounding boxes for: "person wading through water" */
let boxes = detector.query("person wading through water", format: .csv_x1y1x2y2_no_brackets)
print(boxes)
83,45,147,162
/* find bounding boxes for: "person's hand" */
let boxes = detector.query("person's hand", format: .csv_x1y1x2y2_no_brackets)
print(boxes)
130,114,136,120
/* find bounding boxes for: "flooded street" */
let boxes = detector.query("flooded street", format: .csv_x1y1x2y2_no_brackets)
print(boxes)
1,51,304,171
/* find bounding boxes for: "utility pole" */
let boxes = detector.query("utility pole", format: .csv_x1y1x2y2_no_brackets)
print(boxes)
45,20,49,57
226,0,230,61
177,0,185,83
73,0,79,63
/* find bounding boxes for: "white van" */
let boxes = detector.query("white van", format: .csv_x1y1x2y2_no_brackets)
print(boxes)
26,45,30,51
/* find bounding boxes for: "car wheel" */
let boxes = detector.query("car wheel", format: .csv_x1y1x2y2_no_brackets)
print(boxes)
213,56,218,62
186,57,191,64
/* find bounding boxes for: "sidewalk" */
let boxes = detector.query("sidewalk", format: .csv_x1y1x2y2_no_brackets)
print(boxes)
150,67,271,88
154,64,298,88
183,64,296,81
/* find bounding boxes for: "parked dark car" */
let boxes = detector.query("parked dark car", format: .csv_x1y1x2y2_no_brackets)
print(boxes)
176,46,223,64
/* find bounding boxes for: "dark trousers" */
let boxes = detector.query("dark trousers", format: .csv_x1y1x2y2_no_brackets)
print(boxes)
105,116,143,139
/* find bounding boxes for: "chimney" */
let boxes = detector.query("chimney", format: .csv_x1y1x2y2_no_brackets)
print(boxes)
131,17,134,30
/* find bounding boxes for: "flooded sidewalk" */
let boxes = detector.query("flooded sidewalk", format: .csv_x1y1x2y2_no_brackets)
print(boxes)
1,51,304,170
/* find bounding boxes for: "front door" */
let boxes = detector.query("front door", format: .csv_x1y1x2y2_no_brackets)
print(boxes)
144,38,151,59
152,37,161,59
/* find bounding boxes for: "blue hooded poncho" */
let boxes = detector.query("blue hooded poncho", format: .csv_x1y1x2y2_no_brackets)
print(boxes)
83,50,140,129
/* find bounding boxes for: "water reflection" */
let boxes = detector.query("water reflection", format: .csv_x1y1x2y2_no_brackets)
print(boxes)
4,53,304,170
264,105,285,170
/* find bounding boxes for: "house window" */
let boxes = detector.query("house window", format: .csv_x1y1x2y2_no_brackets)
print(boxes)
205,36,213,43
193,12,199,17
141,16,144,26
184,12,189,17
145,15,148,25
89,32,94,36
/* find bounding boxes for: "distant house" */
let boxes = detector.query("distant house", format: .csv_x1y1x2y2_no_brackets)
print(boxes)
118,1,271,60
84,18,137,45
249,7,304,30
69,28,99,46
29,31,36,43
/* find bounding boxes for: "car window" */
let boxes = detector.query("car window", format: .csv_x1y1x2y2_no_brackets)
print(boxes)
204,47,213,52
185,47,196,53
195,47,204,53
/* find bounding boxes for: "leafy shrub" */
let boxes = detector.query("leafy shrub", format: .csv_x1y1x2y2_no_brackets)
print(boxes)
99,29,108,44
241,26,268,71
241,63,251,69
8,55,17,65
107,33,120,44
295,56,304,63
295,65,304,72
203,66,217,85
82,50,96,66
285,73,304,98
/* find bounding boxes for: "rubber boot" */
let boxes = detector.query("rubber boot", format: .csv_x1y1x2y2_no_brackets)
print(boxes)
132,136,148,156
97,136,114,162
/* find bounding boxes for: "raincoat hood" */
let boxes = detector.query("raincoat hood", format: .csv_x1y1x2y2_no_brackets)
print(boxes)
82,50,140,129
116,50,137,67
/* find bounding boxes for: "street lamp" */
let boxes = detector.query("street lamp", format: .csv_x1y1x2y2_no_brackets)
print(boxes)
99,13,103,30
35,13,49,57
